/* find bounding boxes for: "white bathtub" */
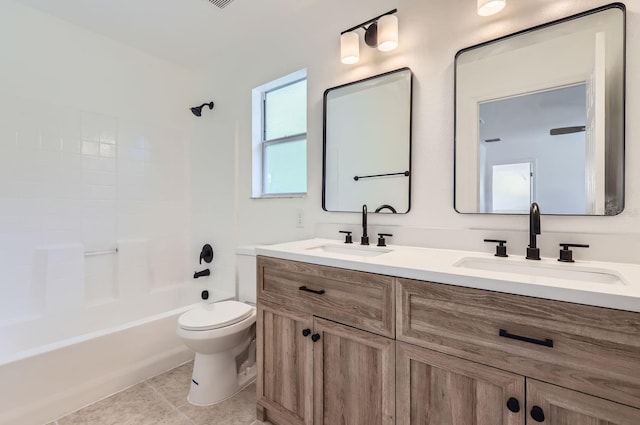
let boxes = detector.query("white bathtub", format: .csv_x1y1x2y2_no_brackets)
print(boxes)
0,288,232,425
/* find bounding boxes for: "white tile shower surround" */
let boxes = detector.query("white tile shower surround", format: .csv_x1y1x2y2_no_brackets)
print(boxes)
0,94,192,326
44,361,259,425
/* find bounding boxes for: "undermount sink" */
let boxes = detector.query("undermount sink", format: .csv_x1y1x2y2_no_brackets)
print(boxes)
306,244,393,258
453,257,626,285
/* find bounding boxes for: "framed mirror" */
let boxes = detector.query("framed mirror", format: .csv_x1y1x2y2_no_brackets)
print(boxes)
323,68,412,213
455,3,625,215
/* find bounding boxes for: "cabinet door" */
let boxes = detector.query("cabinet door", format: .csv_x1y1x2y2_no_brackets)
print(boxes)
526,379,640,425
313,317,395,425
257,301,313,425
396,342,524,425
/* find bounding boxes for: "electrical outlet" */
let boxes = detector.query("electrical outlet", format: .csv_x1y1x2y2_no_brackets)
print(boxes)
296,209,304,228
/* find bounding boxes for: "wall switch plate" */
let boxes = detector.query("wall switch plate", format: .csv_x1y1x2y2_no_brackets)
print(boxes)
296,209,304,228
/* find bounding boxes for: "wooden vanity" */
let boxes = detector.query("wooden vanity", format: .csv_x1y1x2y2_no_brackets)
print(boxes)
255,255,640,425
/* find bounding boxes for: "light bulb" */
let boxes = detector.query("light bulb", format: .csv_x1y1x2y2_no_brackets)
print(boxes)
377,15,398,52
477,0,506,16
340,32,360,64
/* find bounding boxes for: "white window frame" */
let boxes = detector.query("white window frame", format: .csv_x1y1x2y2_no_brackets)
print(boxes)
251,68,307,198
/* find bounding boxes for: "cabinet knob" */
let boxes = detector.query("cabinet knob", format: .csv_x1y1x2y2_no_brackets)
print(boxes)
311,333,321,342
302,329,311,337
530,406,545,422
506,397,520,413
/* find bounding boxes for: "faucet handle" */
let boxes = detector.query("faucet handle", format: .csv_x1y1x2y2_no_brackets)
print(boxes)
377,233,393,247
339,230,353,244
558,243,589,263
484,239,508,257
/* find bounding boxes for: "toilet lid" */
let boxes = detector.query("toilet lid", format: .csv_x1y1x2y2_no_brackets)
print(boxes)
178,301,254,331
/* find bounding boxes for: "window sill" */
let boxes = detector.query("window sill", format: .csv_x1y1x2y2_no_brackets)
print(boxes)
251,193,307,199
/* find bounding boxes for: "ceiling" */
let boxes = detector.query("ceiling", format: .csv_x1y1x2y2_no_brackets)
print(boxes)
479,84,586,144
18,0,317,69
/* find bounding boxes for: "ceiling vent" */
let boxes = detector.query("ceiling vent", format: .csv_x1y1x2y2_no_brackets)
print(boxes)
208,0,234,8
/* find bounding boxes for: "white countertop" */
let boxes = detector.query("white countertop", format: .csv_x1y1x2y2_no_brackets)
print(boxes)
256,238,640,313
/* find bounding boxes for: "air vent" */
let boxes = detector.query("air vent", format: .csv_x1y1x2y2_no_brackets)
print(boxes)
208,0,234,8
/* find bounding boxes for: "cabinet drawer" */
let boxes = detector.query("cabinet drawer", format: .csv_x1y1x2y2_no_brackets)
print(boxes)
397,278,640,408
257,256,395,337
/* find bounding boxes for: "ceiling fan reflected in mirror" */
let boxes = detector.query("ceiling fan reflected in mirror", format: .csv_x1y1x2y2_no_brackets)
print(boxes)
549,126,586,135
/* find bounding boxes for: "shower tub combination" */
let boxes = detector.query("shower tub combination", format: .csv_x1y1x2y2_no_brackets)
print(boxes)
0,284,231,425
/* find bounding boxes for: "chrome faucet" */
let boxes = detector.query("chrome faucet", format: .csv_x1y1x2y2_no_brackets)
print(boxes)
361,204,369,245
526,202,541,260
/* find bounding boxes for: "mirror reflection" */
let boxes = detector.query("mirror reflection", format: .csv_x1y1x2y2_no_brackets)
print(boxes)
455,4,625,215
323,68,412,213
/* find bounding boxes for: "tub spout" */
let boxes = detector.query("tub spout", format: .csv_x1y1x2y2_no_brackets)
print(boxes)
193,269,210,279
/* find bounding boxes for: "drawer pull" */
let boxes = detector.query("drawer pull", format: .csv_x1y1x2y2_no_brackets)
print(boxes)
311,333,321,342
499,329,554,348
299,286,325,295
302,329,311,337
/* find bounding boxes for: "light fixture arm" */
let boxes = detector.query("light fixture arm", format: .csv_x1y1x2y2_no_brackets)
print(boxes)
340,9,397,35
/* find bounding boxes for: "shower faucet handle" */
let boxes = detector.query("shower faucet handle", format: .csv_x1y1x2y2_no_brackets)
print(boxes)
484,239,508,257
199,244,214,264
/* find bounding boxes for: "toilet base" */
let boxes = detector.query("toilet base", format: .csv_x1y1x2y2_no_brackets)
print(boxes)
187,351,256,406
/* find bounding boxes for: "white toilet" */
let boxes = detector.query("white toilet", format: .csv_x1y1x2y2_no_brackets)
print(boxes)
176,248,257,406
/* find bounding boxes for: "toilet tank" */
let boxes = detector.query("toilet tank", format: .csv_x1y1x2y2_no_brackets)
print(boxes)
236,246,257,304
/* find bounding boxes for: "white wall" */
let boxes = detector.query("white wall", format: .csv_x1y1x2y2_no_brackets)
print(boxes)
0,1,232,330
191,0,640,265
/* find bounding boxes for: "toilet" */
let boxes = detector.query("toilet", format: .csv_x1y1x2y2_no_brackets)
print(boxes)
176,248,257,406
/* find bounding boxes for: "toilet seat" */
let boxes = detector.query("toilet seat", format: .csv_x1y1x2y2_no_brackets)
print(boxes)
178,301,254,331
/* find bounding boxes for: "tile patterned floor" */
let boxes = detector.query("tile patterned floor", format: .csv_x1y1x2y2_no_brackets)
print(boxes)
46,361,257,425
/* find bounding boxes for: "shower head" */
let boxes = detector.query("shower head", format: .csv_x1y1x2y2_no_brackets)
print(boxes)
190,101,214,117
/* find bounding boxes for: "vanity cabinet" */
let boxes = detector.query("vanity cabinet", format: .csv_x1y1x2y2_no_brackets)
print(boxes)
527,379,640,425
257,256,640,424
397,277,640,424
256,257,396,425
396,342,525,425
397,342,639,425
257,300,313,425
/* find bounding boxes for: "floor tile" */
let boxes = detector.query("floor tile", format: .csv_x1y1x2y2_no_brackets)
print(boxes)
179,383,256,425
147,361,194,408
57,382,178,425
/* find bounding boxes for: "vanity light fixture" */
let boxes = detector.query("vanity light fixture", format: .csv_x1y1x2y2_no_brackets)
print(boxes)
340,9,398,64
477,0,506,16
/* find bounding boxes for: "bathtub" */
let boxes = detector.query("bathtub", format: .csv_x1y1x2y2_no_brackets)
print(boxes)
0,288,232,425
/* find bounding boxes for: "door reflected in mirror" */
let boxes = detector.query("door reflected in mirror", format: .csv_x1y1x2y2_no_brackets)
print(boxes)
455,3,625,215
479,84,592,214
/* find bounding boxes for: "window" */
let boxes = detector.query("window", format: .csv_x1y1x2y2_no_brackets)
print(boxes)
251,69,307,197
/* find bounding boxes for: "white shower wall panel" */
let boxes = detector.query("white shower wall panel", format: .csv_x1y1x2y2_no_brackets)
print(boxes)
0,0,210,357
